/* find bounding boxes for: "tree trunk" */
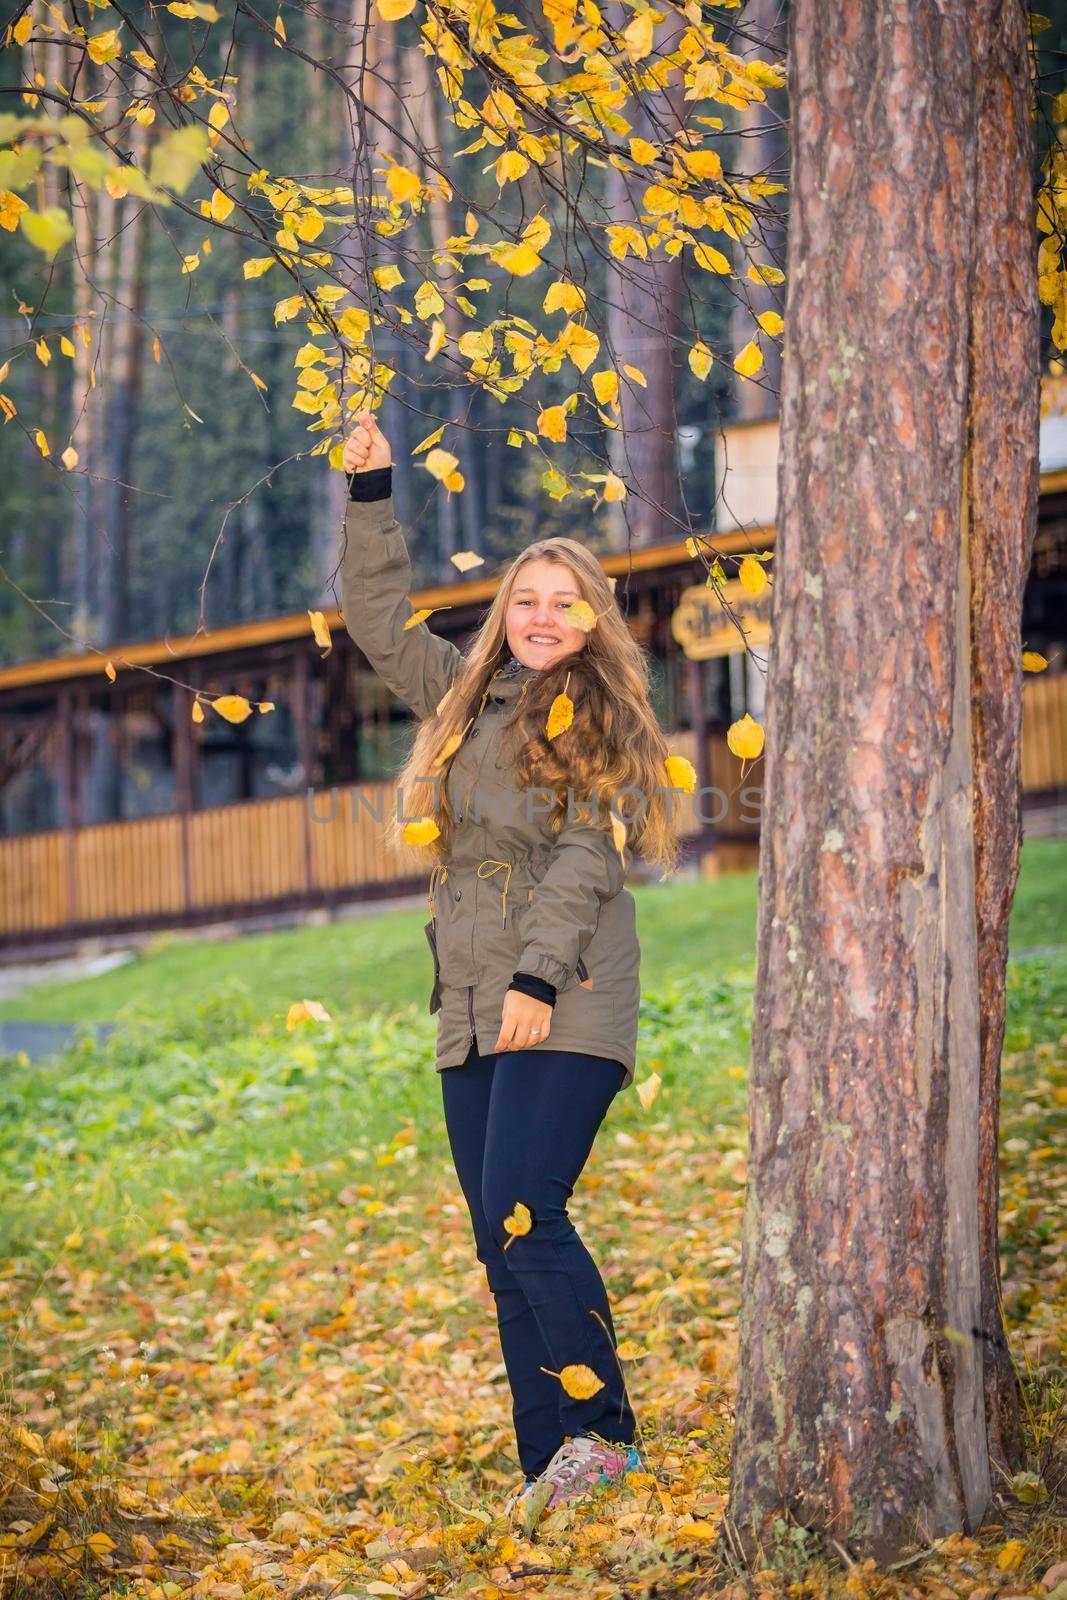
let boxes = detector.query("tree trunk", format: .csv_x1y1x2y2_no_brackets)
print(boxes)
968,0,1038,1478
725,0,1037,1564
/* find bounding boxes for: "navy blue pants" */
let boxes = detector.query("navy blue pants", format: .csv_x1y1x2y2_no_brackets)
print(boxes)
440,1039,638,1479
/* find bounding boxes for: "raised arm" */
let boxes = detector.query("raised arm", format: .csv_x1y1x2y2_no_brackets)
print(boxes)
339,414,463,721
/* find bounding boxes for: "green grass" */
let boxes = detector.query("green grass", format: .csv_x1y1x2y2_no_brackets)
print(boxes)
0,836,1063,1269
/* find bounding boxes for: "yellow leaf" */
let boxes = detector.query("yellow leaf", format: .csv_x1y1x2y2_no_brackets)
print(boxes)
693,242,731,274
621,10,654,58
181,253,200,274
558,1363,605,1399
414,424,446,453
592,369,618,406
636,1070,661,1109
308,608,332,655
563,322,600,373
502,1201,532,1249
538,404,568,442
403,817,442,846
87,1531,117,1560
34,428,49,457
209,187,234,221
496,240,542,275
611,811,627,863
379,0,416,18
243,256,275,278
425,447,459,481
60,334,75,356
543,279,586,315
388,164,422,203
495,149,529,184
603,472,626,502
258,701,274,713
13,13,32,44
546,689,574,739
663,754,696,793
415,281,445,320
614,1339,648,1360
563,599,597,632
432,730,465,767
212,694,254,724
757,309,784,336
738,555,768,595
451,549,484,571
425,317,447,360
61,445,78,469
679,148,724,181
629,136,658,164
208,100,230,134
21,207,74,259
1022,650,1048,671
374,263,404,291
87,28,121,64
622,363,647,387
726,711,764,760
734,339,764,378
689,340,714,380
192,699,205,723
404,607,435,630
286,999,332,1031
104,660,117,683
996,1540,1026,1572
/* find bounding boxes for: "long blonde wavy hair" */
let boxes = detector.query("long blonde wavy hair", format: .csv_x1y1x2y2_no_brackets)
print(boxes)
382,536,682,876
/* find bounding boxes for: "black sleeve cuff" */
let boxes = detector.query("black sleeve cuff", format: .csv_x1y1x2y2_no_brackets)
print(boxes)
508,971,558,1008
347,465,393,501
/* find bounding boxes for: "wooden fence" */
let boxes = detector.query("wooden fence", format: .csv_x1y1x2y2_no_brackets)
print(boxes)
2,676,1065,948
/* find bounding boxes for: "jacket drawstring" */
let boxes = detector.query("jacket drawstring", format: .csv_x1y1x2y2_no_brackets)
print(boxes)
476,858,512,926
428,861,448,917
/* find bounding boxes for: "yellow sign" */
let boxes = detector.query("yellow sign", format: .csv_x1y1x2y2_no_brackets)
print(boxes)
670,579,771,661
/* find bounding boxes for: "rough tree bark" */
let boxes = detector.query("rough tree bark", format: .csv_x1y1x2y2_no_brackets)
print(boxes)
724,0,1038,1565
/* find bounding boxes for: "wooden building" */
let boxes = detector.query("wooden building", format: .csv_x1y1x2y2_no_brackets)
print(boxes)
1,420,1065,957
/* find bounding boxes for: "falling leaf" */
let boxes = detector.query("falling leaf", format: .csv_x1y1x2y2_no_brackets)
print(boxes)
663,754,696,793
403,817,441,846
611,812,627,863
451,550,484,571
555,1363,605,1399
432,730,466,767
614,1340,649,1360
425,448,459,481
502,1201,532,1249
546,688,574,739
1022,650,1049,671
726,712,764,761
212,695,254,724
286,999,332,1030
738,555,768,595
563,599,597,632
425,317,447,361
308,608,332,656
104,660,116,683
636,1071,662,1109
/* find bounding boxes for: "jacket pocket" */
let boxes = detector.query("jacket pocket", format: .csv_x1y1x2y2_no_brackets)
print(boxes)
423,920,442,1014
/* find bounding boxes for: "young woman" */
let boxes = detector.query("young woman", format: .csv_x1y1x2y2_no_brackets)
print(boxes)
339,412,680,1525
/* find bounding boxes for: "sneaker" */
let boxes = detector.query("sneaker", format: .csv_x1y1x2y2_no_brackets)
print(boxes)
533,1433,642,1519
501,1476,539,1519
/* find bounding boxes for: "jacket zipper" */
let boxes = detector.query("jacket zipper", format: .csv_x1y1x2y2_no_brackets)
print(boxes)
467,984,476,1044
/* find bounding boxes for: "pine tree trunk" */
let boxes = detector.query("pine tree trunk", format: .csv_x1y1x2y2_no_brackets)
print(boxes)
725,0,1038,1564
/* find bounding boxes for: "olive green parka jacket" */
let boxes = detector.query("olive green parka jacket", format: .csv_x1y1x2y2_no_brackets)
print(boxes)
339,492,641,1089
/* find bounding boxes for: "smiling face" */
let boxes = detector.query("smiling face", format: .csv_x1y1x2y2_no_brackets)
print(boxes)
505,556,588,671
